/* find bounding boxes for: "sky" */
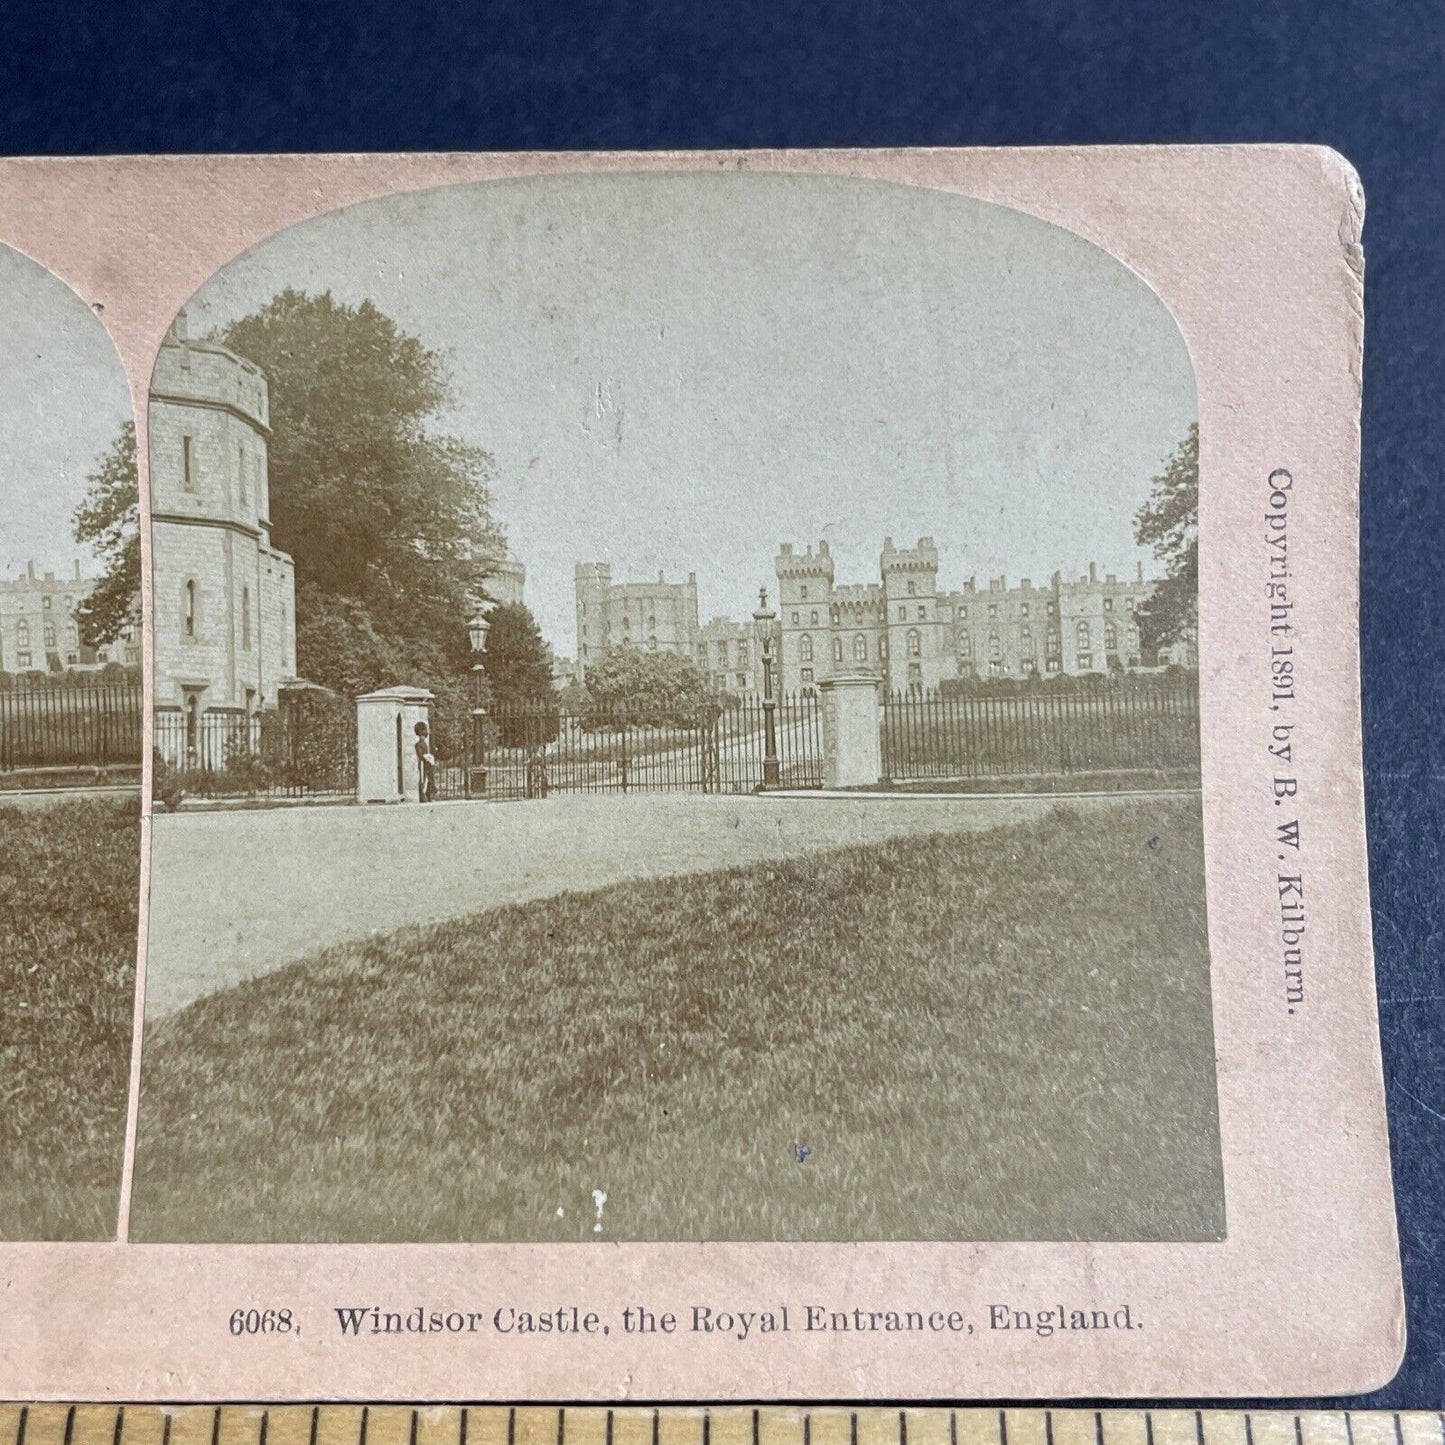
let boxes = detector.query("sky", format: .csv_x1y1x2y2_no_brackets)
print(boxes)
184,171,1196,656
0,244,134,581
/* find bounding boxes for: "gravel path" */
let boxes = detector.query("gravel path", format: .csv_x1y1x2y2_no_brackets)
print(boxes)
144,789,1182,1016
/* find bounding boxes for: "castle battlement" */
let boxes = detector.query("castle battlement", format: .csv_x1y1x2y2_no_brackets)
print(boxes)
774,540,835,581
153,312,269,433
880,536,939,575
831,584,884,617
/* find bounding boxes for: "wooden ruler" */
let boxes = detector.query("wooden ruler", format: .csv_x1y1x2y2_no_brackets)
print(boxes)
1,1408,1441,1445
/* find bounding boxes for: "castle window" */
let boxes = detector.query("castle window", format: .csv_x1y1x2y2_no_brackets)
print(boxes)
1076,620,1091,650
16,651,30,668
238,443,248,506
879,636,888,660
1105,623,1118,651
1127,625,1140,649
1048,601,1058,615
960,606,968,620
800,634,813,662
736,673,747,687
988,632,1001,660
1104,597,1114,612
1046,657,1061,673
917,606,926,620
242,586,252,650
1078,654,1093,670
1048,629,1060,654
42,595,51,610
67,623,78,647
810,610,818,624
738,644,749,668
853,634,867,662
833,637,842,662
907,581,916,597
801,667,814,683
959,635,972,659
1126,597,1136,611
648,636,657,650
906,629,921,658
182,435,195,492
183,580,198,639
16,620,29,647
800,586,808,601
1021,627,1034,657
43,622,56,649
791,611,799,625
988,602,998,617
1021,602,1030,617
898,606,906,622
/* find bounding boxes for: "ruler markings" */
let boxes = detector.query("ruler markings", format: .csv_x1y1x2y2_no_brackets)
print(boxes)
24,1414,1445,1445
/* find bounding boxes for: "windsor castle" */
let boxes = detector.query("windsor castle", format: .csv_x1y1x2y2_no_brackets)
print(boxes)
576,538,1194,698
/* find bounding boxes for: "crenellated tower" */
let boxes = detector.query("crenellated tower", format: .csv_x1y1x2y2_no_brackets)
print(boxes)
774,542,836,694
881,536,945,692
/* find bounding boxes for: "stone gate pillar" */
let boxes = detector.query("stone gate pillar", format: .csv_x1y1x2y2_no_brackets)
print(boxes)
356,685,434,803
819,673,882,789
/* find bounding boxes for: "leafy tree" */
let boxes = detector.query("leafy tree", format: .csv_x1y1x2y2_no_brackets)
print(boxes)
481,603,559,747
583,646,729,728
483,604,554,706
72,422,140,647
1133,423,1199,660
216,290,507,698
557,679,592,715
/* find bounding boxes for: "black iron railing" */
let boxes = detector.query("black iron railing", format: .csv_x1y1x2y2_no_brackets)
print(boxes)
436,694,825,801
154,699,357,800
0,682,142,773
880,674,1201,782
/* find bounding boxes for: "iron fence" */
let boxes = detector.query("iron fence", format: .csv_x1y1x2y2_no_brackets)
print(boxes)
0,682,142,773
881,675,1201,782
155,692,824,806
154,697,357,800
435,693,825,800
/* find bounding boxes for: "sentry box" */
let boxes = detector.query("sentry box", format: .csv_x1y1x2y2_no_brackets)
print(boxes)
356,685,435,803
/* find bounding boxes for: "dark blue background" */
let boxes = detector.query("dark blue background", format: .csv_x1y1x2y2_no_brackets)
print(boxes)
2,0,1441,1409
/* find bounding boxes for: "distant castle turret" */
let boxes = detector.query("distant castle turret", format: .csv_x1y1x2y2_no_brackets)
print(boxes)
574,561,700,682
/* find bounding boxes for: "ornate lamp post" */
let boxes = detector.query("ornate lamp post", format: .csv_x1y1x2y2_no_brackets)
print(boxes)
467,609,492,797
752,585,780,788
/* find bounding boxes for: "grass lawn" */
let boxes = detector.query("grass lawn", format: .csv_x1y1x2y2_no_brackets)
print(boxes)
0,795,140,1239
132,796,1223,1244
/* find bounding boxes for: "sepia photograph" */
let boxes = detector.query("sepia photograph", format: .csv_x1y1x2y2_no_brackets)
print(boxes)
130,170,1221,1245
0,242,142,1240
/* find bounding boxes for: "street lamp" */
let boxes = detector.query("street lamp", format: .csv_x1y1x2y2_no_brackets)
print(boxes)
467,609,492,797
752,585,780,788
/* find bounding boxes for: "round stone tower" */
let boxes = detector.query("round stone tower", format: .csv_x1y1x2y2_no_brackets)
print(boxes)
149,310,297,752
